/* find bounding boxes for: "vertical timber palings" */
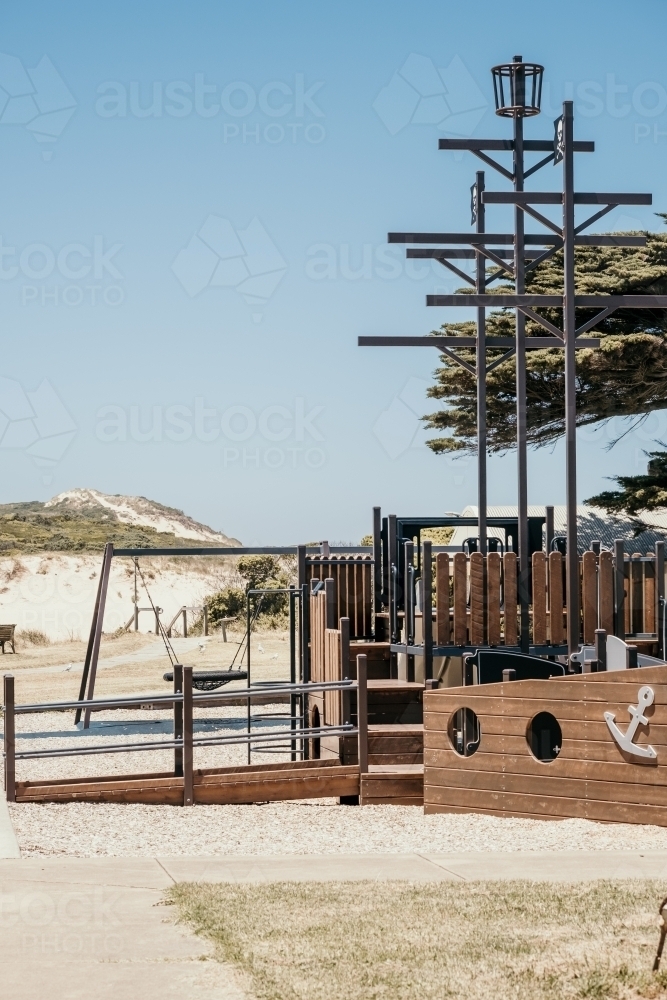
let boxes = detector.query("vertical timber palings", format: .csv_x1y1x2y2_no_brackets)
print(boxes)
512,57,530,655
298,543,310,760
356,654,368,777
562,100,579,655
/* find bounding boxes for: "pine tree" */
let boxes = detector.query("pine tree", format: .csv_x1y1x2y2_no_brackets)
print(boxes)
425,219,667,455
586,449,667,520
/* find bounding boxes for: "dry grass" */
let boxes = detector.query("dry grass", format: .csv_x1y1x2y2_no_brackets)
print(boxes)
169,879,667,1000
2,629,292,705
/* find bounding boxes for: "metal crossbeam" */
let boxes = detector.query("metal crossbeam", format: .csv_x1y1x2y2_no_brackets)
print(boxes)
358,336,600,349
438,139,594,152
482,192,652,205
389,232,646,247
425,294,667,308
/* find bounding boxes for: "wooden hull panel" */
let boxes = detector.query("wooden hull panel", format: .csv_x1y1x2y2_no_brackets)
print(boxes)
424,666,667,826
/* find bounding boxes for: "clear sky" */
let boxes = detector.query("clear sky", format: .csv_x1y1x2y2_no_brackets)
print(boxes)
1,0,666,543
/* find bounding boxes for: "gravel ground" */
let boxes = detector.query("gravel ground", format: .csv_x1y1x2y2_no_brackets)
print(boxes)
8,706,667,859
10,799,667,858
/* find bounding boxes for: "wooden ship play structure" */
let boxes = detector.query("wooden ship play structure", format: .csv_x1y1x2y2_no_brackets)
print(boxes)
6,56,667,824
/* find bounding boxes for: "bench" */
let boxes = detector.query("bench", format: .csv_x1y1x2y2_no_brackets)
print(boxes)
0,624,16,653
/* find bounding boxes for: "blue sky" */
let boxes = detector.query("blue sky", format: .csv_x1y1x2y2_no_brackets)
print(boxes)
0,0,666,543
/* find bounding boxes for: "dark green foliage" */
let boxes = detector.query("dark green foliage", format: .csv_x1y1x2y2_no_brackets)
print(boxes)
205,555,291,627
204,587,247,627
586,448,667,518
425,228,667,455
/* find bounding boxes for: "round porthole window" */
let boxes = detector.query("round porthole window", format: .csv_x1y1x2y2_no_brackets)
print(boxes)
527,712,562,762
448,708,481,757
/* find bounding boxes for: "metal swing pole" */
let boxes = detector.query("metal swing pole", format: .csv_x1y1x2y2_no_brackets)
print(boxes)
562,100,580,654
513,57,530,653
474,171,488,559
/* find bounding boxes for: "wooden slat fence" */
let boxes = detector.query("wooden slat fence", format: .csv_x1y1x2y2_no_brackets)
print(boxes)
430,547,662,648
306,555,372,639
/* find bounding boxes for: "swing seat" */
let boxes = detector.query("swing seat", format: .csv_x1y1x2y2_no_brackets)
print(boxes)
163,669,248,691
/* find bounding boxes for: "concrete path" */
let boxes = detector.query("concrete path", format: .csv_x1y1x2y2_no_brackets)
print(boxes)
0,856,246,1000
2,851,666,996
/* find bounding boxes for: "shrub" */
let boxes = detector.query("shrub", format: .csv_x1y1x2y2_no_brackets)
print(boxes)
16,628,50,646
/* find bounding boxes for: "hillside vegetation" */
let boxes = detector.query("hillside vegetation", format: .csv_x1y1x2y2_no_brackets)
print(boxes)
0,489,238,555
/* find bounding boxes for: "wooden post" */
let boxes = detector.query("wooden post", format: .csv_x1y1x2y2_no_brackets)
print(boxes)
487,551,502,645
356,654,368,776
532,551,547,646
182,607,187,638
3,674,15,803
76,541,114,727
582,550,597,644
548,551,564,645
173,664,183,777
656,541,665,658
203,605,208,637
453,552,467,646
503,552,518,646
182,665,193,806
599,550,614,635
301,582,310,761
372,506,382,613
422,541,433,680
469,552,485,646
435,553,450,646
325,577,336,629
614,540,625,640
340,617,351,726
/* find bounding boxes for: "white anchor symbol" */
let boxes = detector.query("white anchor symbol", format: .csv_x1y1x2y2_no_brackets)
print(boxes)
604,685,657,760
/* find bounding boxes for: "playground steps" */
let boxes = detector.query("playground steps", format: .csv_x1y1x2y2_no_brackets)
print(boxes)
321,723,424,766
366,679,424,725
360,764,424,807
13,758,359,806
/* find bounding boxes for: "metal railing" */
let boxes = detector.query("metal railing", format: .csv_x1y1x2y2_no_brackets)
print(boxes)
2,661,370,806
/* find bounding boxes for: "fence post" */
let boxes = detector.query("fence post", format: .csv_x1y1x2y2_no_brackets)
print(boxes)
422,541,433,681
325,577,336,629
656,541,665,659
372,506,382,613
173,664,183,777
203,605,208,637
182,665,193,806
614,540,625,640
545,505,554,554
181,607,187,638
340,617,351,726
3,674,15,803
357,654,368,777
301,583,310,761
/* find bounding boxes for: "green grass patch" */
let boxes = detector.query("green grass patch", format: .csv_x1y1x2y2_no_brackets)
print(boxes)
169,879,667,1000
